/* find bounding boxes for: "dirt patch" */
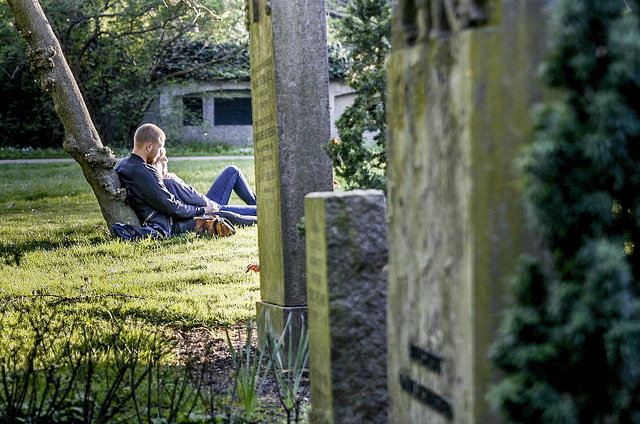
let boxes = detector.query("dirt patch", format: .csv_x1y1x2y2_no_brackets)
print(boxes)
171,324,310,423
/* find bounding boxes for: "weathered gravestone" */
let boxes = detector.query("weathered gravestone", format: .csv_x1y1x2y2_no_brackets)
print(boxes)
245,0,334,336
305,190,388,424
386,1,550,423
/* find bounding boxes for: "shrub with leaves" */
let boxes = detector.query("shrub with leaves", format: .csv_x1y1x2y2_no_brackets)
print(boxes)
489,0,640,422
323,0,392,191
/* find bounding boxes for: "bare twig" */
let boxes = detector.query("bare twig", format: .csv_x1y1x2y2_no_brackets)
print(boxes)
28,293,145,304
163,0,223,20
327,9,345,19
154,47,242,82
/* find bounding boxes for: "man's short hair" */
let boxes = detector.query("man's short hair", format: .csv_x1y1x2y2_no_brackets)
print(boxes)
134,123,165,148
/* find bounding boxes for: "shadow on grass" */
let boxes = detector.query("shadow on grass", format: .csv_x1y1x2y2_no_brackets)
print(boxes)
0,230,207,267
104,305,230,330
1,240,91,266
0,234,107,266
0,296,229,332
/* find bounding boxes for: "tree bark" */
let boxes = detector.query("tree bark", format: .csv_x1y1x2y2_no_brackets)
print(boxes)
6,0,140,231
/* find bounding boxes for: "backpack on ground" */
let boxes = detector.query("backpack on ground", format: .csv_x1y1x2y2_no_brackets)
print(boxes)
112,223,165,241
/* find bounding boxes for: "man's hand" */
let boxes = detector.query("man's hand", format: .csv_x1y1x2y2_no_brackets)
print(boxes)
204,203,217,214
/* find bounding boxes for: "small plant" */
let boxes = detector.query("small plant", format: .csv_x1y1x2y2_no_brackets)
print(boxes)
135,347,202,424
263,311,310,424
198,386,234,424
225,319,271,422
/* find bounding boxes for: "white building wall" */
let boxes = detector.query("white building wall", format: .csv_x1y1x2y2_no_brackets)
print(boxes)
143,80,355,146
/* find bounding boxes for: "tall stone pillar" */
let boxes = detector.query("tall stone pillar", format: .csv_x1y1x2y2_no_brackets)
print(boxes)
246,0,333,335
386,1,549,422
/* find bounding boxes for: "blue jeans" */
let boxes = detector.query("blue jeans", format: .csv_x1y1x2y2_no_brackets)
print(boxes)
206,165,257,225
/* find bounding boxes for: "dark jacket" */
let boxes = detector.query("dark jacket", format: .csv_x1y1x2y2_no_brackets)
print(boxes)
115,154,204,236
164,176,209,207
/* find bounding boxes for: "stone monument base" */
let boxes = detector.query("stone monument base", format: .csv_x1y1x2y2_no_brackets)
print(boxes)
256,301,308,357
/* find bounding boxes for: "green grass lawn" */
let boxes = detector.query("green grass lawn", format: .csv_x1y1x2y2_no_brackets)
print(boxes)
0,158,317,423
0,142,254,160
0,157,328,423
0,158,260,330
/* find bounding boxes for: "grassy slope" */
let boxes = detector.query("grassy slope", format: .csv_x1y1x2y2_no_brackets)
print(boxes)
0,158,260,330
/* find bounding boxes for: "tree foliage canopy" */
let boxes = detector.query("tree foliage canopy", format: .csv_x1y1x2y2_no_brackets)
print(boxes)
490,0,640,422
0,0,247,149
324,0,391,191
1,0,350,151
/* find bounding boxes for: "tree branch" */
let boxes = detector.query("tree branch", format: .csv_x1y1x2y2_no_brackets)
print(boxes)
6,0,140,231
164,0,223,20
154,47,242,82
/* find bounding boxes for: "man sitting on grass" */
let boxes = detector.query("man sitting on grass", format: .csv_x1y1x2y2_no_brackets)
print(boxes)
115,123,257,237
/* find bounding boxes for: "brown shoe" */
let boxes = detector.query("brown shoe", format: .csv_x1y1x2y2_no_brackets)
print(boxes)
194,216,236,237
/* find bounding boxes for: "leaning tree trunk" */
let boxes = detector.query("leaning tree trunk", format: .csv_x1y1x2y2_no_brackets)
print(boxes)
6,0,140,231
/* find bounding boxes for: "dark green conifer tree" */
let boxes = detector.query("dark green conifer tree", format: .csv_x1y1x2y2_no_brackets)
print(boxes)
323,0,391,190
489,0,640,422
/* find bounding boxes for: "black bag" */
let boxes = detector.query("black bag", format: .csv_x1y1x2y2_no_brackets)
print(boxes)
112,223,165,241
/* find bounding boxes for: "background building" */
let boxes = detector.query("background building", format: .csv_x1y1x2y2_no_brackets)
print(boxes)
143,80,354,146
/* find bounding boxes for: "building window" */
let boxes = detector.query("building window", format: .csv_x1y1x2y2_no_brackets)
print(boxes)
214,97,252,126
183,96,203,126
